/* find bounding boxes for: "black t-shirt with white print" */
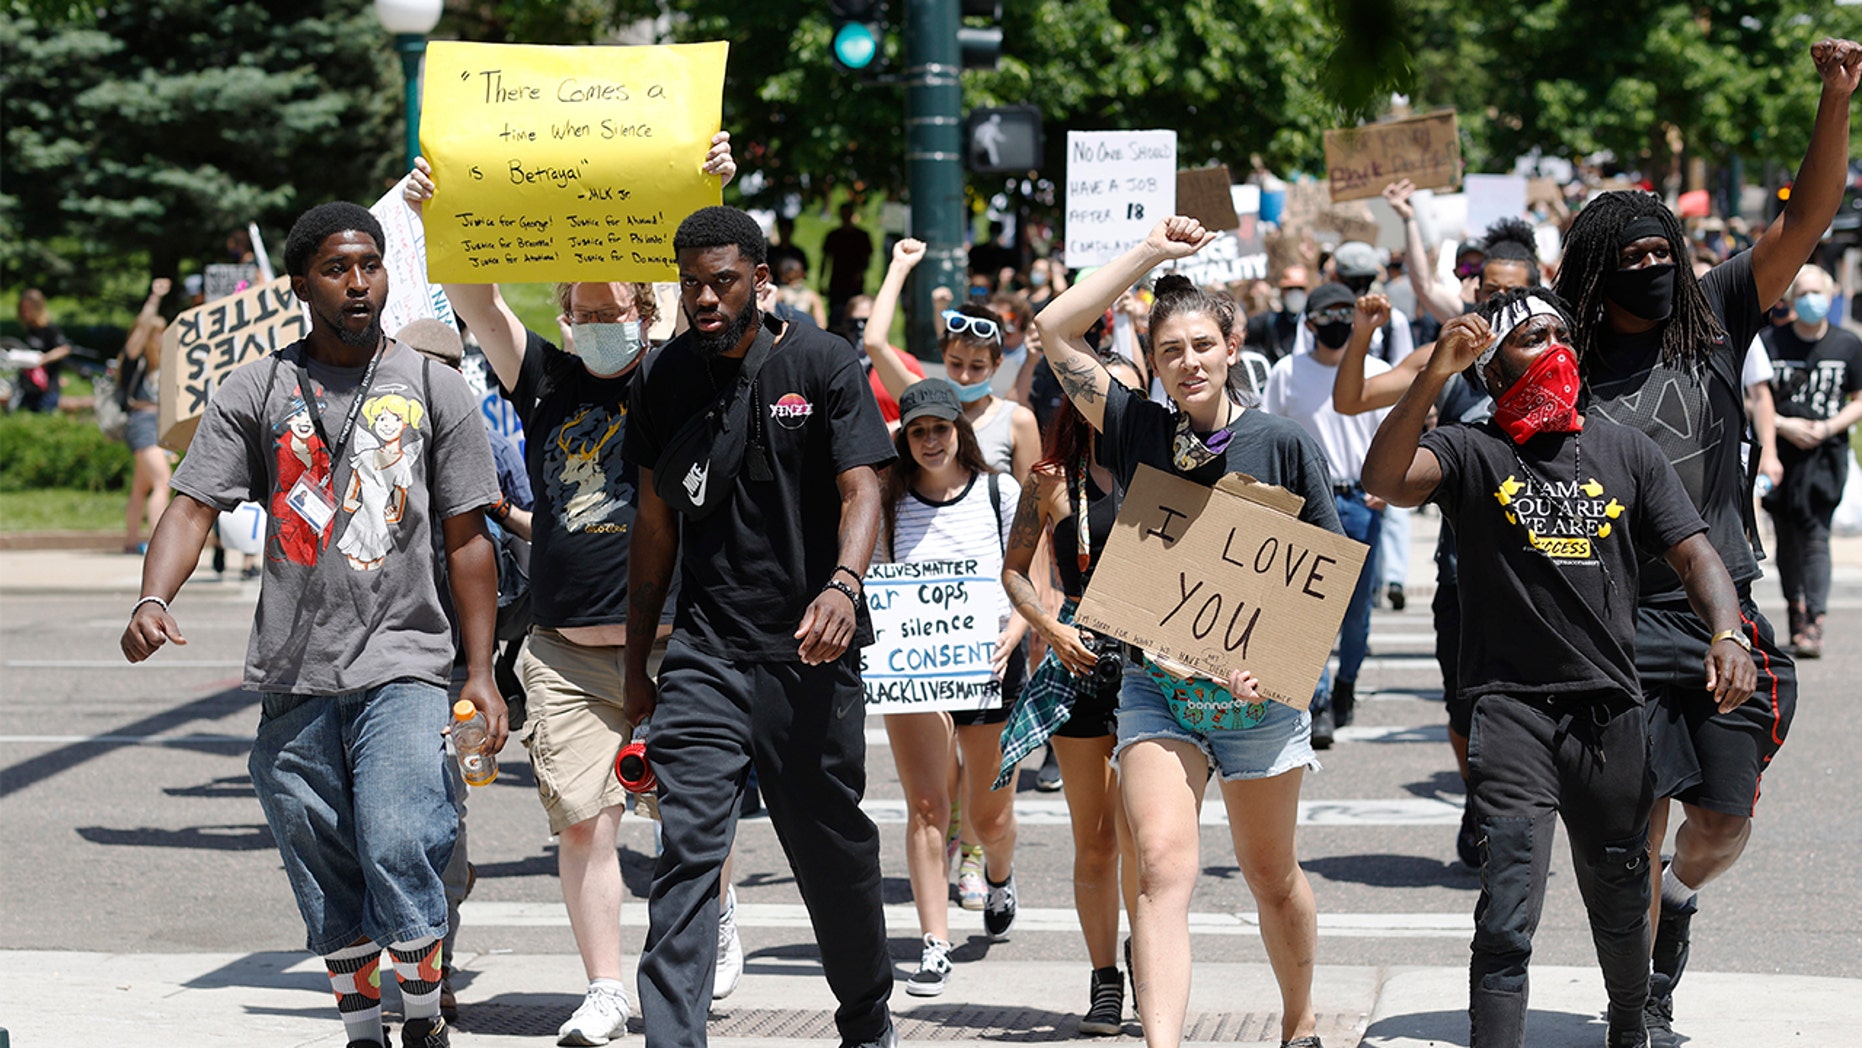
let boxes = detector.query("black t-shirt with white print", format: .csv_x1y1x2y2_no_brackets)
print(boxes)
623,314,897,661
1420,419,1707,702
1582,250,1765,601
1760,321,1862,432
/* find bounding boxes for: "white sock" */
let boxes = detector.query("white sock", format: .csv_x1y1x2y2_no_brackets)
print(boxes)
590,977,628,999
1661,864,1698,909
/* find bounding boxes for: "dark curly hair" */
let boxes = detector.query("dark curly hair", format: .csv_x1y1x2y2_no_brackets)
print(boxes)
1552,190,1725,371
1477,217,1541,285
283,202,384,278
673,205,768,267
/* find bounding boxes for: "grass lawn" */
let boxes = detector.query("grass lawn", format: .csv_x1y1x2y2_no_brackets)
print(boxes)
0,488,124,532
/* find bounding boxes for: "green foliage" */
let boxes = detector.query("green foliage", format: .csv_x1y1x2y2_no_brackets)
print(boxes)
0,411,134,492
2,1,403,295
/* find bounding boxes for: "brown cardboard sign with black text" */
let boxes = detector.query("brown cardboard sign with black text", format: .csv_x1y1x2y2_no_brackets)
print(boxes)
1075,465,1368,710
159,276,308,451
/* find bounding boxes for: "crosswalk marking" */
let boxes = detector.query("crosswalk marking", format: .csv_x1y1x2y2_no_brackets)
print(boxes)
836,797,1462,827
458,900,1472,939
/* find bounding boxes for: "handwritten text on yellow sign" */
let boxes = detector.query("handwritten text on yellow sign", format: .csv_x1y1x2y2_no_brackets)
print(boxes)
420,40,728,283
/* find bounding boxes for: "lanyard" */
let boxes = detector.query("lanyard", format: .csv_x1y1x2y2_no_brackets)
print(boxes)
296,342,385,475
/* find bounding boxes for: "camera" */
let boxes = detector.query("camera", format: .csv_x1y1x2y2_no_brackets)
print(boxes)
1079,629,1126,695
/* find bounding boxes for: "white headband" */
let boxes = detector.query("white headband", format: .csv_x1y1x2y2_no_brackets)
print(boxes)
1478,295,1563,370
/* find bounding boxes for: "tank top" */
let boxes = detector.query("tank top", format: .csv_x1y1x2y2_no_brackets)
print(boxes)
970,397,1017,474
1051,470,1119,598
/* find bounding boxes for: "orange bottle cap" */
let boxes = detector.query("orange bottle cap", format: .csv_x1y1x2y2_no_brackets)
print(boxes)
453,699,477,721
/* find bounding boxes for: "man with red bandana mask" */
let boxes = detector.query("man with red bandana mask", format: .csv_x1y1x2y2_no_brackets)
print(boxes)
1362,287,1756,1048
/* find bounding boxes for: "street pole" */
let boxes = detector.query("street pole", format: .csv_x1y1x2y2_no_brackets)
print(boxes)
904,0,965,359
394,34,427,172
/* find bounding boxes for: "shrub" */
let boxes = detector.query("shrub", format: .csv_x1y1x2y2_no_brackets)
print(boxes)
0,410,133,492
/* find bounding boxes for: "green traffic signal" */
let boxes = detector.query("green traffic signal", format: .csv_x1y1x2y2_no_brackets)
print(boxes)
833,20,881,71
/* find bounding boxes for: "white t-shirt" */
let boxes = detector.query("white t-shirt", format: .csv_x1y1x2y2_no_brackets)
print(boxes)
1743,333,1775,388
884,471,1021,626
1261,351,1392,486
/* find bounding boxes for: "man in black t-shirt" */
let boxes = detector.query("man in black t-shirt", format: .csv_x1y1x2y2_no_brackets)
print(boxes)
1553,41,1858,1034
1364,290,1755,1048
1758,263,1862,657
623,206,899,1048
821,201,876,329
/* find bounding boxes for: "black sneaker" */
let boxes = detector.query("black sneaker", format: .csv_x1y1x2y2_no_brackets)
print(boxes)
347,1030,389,1048
984,873,1018,940
1643,992,1677,1048
1332,679,1356,728
1387,582,1406,610
1079,966,1124,1035
402,1015,450,1048
1280,1037,1325,1048
1036,744,1063,792
905,934,952,997
1456,800,1482,869
1607,1018,1650,1048
1310,700,1335,750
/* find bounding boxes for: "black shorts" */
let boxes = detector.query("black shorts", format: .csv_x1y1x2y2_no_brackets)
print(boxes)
950,645,1026,728
1639,596,1796,817
1053,676,1120,739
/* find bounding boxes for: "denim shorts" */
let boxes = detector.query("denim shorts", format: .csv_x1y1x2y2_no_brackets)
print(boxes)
1112,664,1320,781
249,679,456,955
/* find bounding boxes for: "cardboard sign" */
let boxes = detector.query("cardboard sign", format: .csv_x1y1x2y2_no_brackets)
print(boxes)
372,175,457,338
1074,466,1369,710
1167,231,1267,288
158,277,309,451
861,559,1004,714
1323,110,1461,202
420,40,729,283
1176,165,1239,232
1064,130,1177,267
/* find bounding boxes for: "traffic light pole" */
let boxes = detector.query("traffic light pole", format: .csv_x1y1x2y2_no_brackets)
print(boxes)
904,0,965,359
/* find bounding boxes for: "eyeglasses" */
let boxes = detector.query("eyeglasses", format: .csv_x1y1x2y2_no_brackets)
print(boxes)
567,308,631,324
941,311,1001,342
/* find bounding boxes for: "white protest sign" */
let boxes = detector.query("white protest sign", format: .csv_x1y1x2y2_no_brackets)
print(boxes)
1464,174,1528,241
372,176,457,338
861,559,1004,714
1167,231,1268,288
1064,130,1177,267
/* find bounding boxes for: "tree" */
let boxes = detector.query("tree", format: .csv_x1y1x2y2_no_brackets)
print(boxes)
2,1,402,294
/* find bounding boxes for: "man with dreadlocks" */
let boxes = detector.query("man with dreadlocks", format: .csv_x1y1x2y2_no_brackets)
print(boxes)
1362,287,1755,1048
1552,36,1862,1048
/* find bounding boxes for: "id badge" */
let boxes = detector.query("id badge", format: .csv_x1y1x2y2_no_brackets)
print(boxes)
285,475,336,533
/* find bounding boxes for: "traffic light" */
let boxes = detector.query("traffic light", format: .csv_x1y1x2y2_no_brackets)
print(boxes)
959,0,1001,70
964,106,1042,174
830,0,887,75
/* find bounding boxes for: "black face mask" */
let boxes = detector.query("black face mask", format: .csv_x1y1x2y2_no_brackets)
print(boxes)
1605,263,1676,322
1313,321,1353,350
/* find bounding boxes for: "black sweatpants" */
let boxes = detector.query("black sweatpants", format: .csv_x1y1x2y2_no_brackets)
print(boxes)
638,636,893,1048
1466,692,1652,1047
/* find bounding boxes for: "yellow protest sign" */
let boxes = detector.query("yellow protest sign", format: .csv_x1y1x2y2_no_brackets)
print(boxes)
420,40,729,283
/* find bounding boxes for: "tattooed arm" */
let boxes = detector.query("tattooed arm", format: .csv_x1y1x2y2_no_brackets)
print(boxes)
1032,216,1218,432
1001,472,1097,676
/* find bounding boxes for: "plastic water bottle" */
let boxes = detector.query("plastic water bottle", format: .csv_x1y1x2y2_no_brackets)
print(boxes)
1755,474,1774,498
451,699,498,786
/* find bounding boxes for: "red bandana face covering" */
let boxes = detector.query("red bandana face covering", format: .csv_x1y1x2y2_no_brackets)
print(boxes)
1493,343,1583,444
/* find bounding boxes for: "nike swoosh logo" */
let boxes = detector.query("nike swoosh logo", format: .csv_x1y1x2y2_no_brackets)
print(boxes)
834,696,861,719
683,461,709,506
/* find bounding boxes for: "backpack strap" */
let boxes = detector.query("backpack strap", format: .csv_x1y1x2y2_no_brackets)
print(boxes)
988,472,1004,555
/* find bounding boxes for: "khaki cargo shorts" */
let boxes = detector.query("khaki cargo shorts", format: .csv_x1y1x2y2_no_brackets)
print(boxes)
519,629,666,834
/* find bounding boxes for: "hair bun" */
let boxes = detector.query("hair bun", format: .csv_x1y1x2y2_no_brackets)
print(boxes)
1153,274,1196,298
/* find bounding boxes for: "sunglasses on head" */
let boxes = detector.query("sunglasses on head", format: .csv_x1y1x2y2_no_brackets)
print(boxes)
942,311,1002,342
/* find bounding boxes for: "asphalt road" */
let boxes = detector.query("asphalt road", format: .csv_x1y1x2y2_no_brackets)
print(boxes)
3,565,1858,984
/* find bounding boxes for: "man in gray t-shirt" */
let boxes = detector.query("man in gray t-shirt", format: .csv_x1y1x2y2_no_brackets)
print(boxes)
121,202,502,1048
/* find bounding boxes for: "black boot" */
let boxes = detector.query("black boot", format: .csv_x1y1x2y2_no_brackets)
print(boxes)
1332,679,1356,728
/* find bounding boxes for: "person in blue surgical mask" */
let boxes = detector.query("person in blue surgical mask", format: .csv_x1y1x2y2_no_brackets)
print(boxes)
866,238,1041,484
405,135,755,1042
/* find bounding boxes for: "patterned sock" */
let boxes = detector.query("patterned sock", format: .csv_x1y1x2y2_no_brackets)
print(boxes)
388,938,446,1021
325,941,385,1045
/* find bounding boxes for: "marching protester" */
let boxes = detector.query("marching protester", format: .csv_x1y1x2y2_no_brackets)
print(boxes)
1758,263,1862,658
1262,282,1392,743
121,202,505,1048
14,289,73,413
1361,288,1756,1048
119,277,173,555
404,135,743,1046
1552,40,1858,1041
1034,216,1340,1048
1244,265,1312,364
623,205,899,1048
877,379,1026,996
998,350,1146,1034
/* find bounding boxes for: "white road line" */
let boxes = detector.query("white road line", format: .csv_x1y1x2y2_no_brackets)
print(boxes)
862,723,1448,747
0,733,255,745
459,900,1471,939
4,659,245,668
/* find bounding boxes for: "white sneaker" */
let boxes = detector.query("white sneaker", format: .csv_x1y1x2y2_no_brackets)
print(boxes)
714,886,744,1000
558,984,631,1045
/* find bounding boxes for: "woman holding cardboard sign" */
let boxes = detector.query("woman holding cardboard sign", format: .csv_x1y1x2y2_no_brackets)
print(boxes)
1031,216,1344,1048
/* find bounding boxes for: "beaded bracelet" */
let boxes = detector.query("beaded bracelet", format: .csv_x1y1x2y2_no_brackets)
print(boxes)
822,578,860,606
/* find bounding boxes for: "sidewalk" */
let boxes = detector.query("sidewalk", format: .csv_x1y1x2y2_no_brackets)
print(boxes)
1,950,1854,1047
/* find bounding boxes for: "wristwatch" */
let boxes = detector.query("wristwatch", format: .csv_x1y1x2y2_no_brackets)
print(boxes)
1708,628,1752,653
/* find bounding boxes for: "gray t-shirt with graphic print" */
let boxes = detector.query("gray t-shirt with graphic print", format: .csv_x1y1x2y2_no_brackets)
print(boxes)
172,339,501,695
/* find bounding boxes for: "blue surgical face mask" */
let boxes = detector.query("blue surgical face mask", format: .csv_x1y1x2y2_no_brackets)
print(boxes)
949,376,993,403
1794,292,1832,326
569,320,645,375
